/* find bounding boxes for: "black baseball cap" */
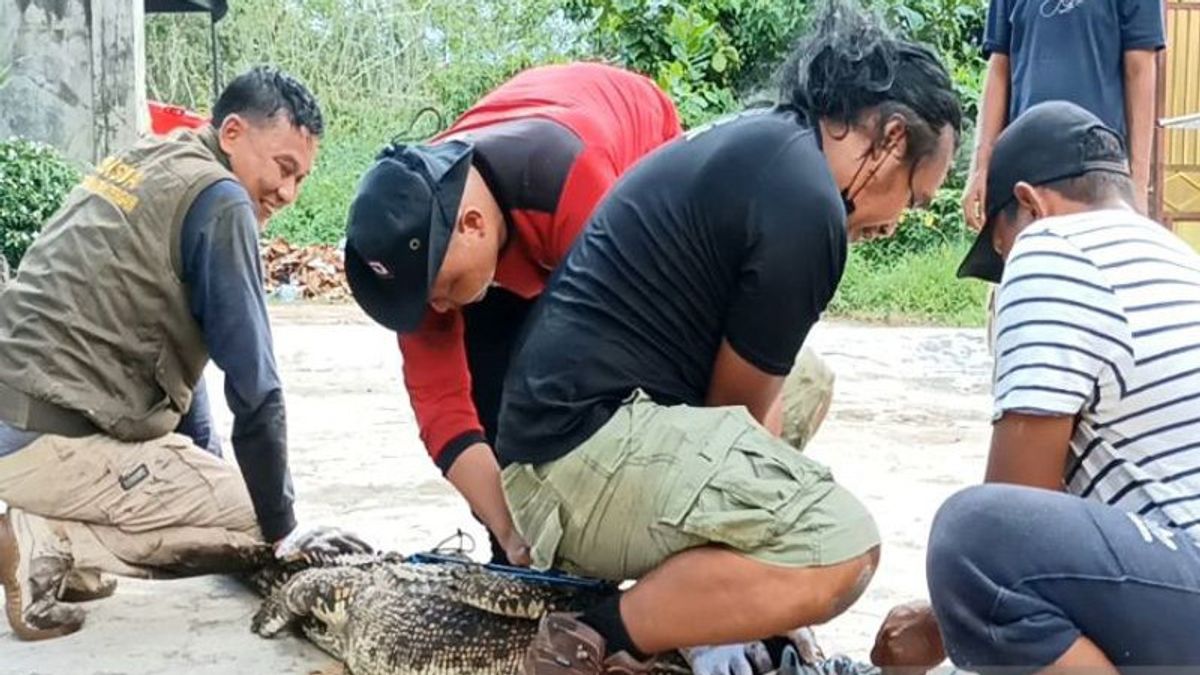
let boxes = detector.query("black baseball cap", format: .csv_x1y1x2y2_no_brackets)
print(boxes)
345,140,473,332
957,101,1130,283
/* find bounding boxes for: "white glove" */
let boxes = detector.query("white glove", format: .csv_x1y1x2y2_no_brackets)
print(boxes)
682,642,774,675
273,523,373,560
785,627,826,665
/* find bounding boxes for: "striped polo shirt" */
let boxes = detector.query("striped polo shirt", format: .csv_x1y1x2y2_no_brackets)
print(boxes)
993,208,1200,538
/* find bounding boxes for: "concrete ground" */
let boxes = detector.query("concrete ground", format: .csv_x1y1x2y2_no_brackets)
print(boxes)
1,304,992,674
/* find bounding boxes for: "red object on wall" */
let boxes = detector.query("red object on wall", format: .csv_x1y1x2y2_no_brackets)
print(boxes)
148,101,209,135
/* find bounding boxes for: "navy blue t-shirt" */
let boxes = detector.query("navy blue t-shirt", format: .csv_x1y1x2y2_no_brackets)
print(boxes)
179,179,296,542
496,107,847,465
985,0,1165,140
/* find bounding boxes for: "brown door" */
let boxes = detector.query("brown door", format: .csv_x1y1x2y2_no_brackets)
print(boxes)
1156,0,1200,246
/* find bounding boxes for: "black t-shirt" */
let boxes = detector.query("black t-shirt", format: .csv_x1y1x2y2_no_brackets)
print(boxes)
496,107,847,465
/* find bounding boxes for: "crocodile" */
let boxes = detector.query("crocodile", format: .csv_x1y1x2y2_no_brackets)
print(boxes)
248,550,878,675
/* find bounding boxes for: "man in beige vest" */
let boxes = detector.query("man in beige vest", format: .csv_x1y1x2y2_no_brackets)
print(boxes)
0,66,366,641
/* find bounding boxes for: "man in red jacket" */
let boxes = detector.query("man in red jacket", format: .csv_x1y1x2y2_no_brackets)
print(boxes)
345,62,835,565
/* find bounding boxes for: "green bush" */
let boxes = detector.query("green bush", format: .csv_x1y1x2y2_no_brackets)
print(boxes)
877,0,986,122
855,184,974,265
565,0,986,128
0,138,80,270
829,241,988,326
564,0,804,126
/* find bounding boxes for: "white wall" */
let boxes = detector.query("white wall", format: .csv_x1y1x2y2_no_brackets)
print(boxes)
0,0,146,166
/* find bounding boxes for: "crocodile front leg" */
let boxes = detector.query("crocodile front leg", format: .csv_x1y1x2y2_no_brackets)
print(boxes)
254,567,365,661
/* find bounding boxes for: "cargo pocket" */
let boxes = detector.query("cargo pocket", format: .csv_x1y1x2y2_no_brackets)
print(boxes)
670,457,782,551
94,443,175,531
654,410,757,549
97,435,209,532
155,435,258,532
502,464,566,572
660,412,834,555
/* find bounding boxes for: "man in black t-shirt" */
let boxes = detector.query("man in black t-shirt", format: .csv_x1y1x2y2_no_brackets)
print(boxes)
500,108,849,466
503,107,958,673
498,5,962,671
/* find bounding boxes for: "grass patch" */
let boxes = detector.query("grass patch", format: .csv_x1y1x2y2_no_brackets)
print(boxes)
828,241,989,327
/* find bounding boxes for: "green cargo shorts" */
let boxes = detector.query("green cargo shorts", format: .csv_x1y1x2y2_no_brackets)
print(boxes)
501,389,879,582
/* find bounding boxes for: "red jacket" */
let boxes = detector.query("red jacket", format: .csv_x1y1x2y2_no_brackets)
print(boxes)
397,63,681,469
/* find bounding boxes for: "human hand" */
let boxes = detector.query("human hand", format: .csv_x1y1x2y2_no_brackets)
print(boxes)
273,524,373,560
784,627,826,665
682,642,774,675
870,600,945,674
962,169,988,231
498,527,532,567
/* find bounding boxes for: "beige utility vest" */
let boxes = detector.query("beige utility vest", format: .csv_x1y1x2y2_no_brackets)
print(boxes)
0,128,238,441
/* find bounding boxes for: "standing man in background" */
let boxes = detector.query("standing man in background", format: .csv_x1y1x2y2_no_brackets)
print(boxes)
345,62,841,566
962,0,1165,223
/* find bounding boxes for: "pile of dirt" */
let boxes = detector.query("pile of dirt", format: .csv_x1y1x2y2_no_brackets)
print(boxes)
263,239,350,301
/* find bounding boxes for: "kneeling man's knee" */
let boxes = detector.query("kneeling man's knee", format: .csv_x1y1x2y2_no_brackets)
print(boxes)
927,485,1019,609
821,545,881,622
927,484,1051,665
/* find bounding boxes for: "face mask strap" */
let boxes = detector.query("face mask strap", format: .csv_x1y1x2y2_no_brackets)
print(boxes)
841,139,901,215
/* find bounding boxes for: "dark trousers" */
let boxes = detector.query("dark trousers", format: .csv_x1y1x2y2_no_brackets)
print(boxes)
928,484,1200,673
462,287,534,564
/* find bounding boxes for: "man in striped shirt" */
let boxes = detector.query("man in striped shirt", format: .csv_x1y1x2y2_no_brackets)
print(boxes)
873,101,1200,671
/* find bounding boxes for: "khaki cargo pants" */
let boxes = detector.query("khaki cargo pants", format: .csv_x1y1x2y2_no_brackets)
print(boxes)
502,349,878,581
0,431,263,579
